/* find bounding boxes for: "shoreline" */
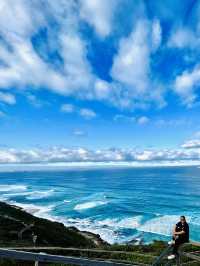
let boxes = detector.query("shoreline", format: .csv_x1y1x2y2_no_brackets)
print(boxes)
0,201,107,248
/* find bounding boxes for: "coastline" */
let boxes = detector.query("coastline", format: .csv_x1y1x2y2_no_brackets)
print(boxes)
0,201,107,248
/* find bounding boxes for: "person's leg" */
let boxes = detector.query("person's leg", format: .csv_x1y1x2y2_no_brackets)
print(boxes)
168,238,182,260
172,239,184,255
168,235,176,245
172,242,179,255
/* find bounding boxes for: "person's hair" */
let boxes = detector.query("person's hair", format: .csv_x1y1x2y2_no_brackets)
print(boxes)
180,215,186,220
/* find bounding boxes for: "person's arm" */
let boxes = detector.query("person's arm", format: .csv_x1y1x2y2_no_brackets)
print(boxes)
173,225,177,236
173,224,185,236
174,230,185,235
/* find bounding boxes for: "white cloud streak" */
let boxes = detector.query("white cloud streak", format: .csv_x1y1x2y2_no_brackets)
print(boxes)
61,104,75,113
60,104,97,119
79,0,118,37
169,25,200,106
0,0,167,111
79,108,97,119
0,146,200,164
152,19,162,50
0,92,16,105
110,19,165,109
182,139,200,149
137,116,149,125
174,65,200,106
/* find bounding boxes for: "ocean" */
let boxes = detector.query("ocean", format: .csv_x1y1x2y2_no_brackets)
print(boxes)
1,165,200,244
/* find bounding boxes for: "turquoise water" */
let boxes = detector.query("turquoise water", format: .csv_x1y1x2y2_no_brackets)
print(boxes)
1,166,200,244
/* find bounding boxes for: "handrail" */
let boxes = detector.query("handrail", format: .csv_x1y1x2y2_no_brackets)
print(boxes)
0,248,137,266
152,242,200,266
151,245,172,266
180,251,200,262
6,246,155,258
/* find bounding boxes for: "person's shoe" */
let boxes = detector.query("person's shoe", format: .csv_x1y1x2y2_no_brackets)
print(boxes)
168,254,175,260
168,240,175,245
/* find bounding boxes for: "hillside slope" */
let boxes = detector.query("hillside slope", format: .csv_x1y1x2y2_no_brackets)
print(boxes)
0,201,106,248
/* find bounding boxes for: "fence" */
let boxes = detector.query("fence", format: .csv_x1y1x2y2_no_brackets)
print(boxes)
0,248,137,266
152,242,200,265
1,242,200,266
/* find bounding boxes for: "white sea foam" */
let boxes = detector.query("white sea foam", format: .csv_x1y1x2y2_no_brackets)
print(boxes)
190,216,200,226
12,202,56,220
0,189,54,200
138,215,191,236
98,216,142,229
63,200,71,203
0,184,27,192
60,217,122,244
59,215,142,244
26,189,54,200
74,200,107,210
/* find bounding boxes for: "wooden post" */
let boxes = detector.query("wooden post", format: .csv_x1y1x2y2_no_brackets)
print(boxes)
34,261,39,266
176,254,181,266
152,245,172,265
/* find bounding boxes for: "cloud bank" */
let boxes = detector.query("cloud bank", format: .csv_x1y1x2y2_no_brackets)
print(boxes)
0,143,200,164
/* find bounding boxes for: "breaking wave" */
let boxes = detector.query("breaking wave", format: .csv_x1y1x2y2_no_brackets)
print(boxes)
0,184,27,192
74,200,108,211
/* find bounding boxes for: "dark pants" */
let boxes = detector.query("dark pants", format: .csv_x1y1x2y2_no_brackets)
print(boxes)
172,236,187,255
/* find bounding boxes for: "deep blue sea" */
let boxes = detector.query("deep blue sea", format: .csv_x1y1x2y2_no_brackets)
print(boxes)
1,166,200,244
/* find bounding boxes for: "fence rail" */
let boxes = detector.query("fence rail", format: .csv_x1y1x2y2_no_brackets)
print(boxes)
0,248,136,266
152,242,200,266
6,246,155,259
1,243,200,266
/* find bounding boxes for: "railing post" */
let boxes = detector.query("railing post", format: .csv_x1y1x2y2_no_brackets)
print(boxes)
152,245,172,265
34,261,39,266
176,254,181,266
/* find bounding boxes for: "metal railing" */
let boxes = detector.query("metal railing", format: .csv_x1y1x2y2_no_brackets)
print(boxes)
1,242,200,266
152,242,200,266
0,248,137,266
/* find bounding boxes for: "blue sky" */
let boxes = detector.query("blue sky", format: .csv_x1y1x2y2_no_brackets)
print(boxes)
1,0,200,163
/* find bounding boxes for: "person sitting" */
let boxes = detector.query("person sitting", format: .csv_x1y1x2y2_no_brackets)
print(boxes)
168,216,189,260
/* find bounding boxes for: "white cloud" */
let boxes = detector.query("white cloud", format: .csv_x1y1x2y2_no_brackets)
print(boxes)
152,19,162,50
113,114,135,123
113,114,150,125
59,33,94,96
60,104,97,120
0,146,200,164
26,94,47,108
79,108,97,119
155,118,190,127
79,0,117,37
0,1,168,111
110,20,165,109
168,28,198,49
137,116,149,125
94,79,112,100
73,130,86,137
169,26,200,106
182,139,200,149
61,104,75,113
0,0,95,99
174,65,200,106
0,110,6,117
111,20,150,91
0,92,16,105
